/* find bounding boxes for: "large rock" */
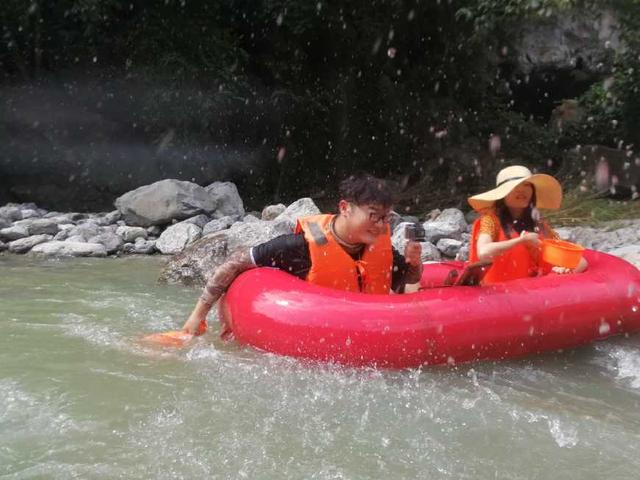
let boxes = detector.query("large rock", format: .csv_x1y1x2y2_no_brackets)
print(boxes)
202,216,236,236
205,181,245,219
261,203,286,221
423,208,467,243
0,240,6,252
115,179,217,227
66,222,101,241
159,218,294,285
88,232,124,254
8,234,53,253
115,226,148,243
0,205,22,222
273,198,321,229
508,9,622,75
156,223,202,254
0,225,29,241
436,238,463,257
30,241,107,257
12,218,59,236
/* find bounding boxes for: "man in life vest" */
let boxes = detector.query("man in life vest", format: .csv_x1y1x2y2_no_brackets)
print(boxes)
181,174,423,335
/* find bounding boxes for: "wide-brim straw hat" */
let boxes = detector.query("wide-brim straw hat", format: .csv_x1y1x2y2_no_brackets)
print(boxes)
468,165,562,212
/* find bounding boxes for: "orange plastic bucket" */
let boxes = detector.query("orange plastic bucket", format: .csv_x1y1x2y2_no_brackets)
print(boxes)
541,239,584,269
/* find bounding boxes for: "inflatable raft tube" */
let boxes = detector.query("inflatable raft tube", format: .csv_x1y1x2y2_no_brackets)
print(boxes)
218,250,640,368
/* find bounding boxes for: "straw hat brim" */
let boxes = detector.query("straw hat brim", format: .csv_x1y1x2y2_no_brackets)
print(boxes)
468,174,562,212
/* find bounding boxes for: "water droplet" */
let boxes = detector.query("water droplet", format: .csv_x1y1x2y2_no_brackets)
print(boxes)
599,321,610,335
632,305,638,313
387,47,397,59
345,337,352,346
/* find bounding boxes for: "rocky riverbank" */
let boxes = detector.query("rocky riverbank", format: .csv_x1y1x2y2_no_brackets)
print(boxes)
1,178,639,284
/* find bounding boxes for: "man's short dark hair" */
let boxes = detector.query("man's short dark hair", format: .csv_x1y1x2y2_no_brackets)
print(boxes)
339,174,394,208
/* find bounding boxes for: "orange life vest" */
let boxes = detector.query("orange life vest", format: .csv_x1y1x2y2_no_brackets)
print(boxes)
469,212,552,285
295,214,393,294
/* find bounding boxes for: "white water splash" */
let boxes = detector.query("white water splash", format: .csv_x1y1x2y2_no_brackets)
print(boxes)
548,418,578,448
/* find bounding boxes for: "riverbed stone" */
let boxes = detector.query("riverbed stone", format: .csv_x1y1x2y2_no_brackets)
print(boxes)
116,225,148,243
423,208,467,243
205,181,245,219
30,241,107,257
437,238,463,257
13,218,59,236
159,217,294,285
115,179,217,227
182,214,210,229
156,223,202,254
261,203,286,221
203,216,236,236
88,232,124,254
8,234,53,254
0,240,6,252
0,225,29,241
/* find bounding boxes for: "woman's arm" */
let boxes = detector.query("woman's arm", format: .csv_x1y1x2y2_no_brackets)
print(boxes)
475,231,540,262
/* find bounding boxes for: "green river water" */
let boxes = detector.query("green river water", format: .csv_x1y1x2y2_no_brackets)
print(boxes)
1,254,639,479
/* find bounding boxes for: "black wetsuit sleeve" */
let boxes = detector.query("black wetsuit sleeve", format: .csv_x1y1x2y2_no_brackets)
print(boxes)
391,247,410,292
250,233,311,280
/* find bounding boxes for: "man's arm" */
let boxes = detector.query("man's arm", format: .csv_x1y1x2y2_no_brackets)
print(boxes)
182,248,255,334
182,233,310,335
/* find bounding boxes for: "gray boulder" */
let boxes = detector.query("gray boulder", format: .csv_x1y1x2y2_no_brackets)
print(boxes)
122,238,157,254
182,214,211,229
436,238,463,257
205,181,245,219
0,240,6,252
261,203,286,221
12,218,59,236
159,218,294,285
203,216,236,236
115,179,217,227
156,223,202,254
0,205,23,222
88,232,124,254
0,217,10,229
271,198,321,232
67,222,101,241
8,234,53,254
30,241,107,257
0,225,29,241
455,245,470,262
423,208,467,243
115,225,148,243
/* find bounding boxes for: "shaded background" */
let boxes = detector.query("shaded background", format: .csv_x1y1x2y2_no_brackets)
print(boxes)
1,0,639,212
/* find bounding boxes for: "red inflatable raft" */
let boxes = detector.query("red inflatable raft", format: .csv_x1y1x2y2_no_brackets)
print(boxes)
218,250,640,368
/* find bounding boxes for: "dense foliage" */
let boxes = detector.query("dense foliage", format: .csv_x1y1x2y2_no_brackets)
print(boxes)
1,0,638,206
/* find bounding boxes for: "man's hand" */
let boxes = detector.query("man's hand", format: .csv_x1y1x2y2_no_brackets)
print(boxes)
182,301,210,335
404,240,422,267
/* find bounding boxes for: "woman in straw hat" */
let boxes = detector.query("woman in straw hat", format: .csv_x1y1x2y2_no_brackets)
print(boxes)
467,165,588,285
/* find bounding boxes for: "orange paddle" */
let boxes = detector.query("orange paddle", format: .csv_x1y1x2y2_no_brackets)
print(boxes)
142,320,207,347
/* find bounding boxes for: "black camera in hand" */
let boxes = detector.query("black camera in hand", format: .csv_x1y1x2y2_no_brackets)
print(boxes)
405,223,426,242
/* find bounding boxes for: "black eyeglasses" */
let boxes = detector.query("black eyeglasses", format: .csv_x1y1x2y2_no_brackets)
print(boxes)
367,211,394,225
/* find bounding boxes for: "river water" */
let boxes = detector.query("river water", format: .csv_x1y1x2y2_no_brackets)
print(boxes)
1,254,639,479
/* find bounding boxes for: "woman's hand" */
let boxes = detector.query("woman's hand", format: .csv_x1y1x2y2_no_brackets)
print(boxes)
519,231,541,247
